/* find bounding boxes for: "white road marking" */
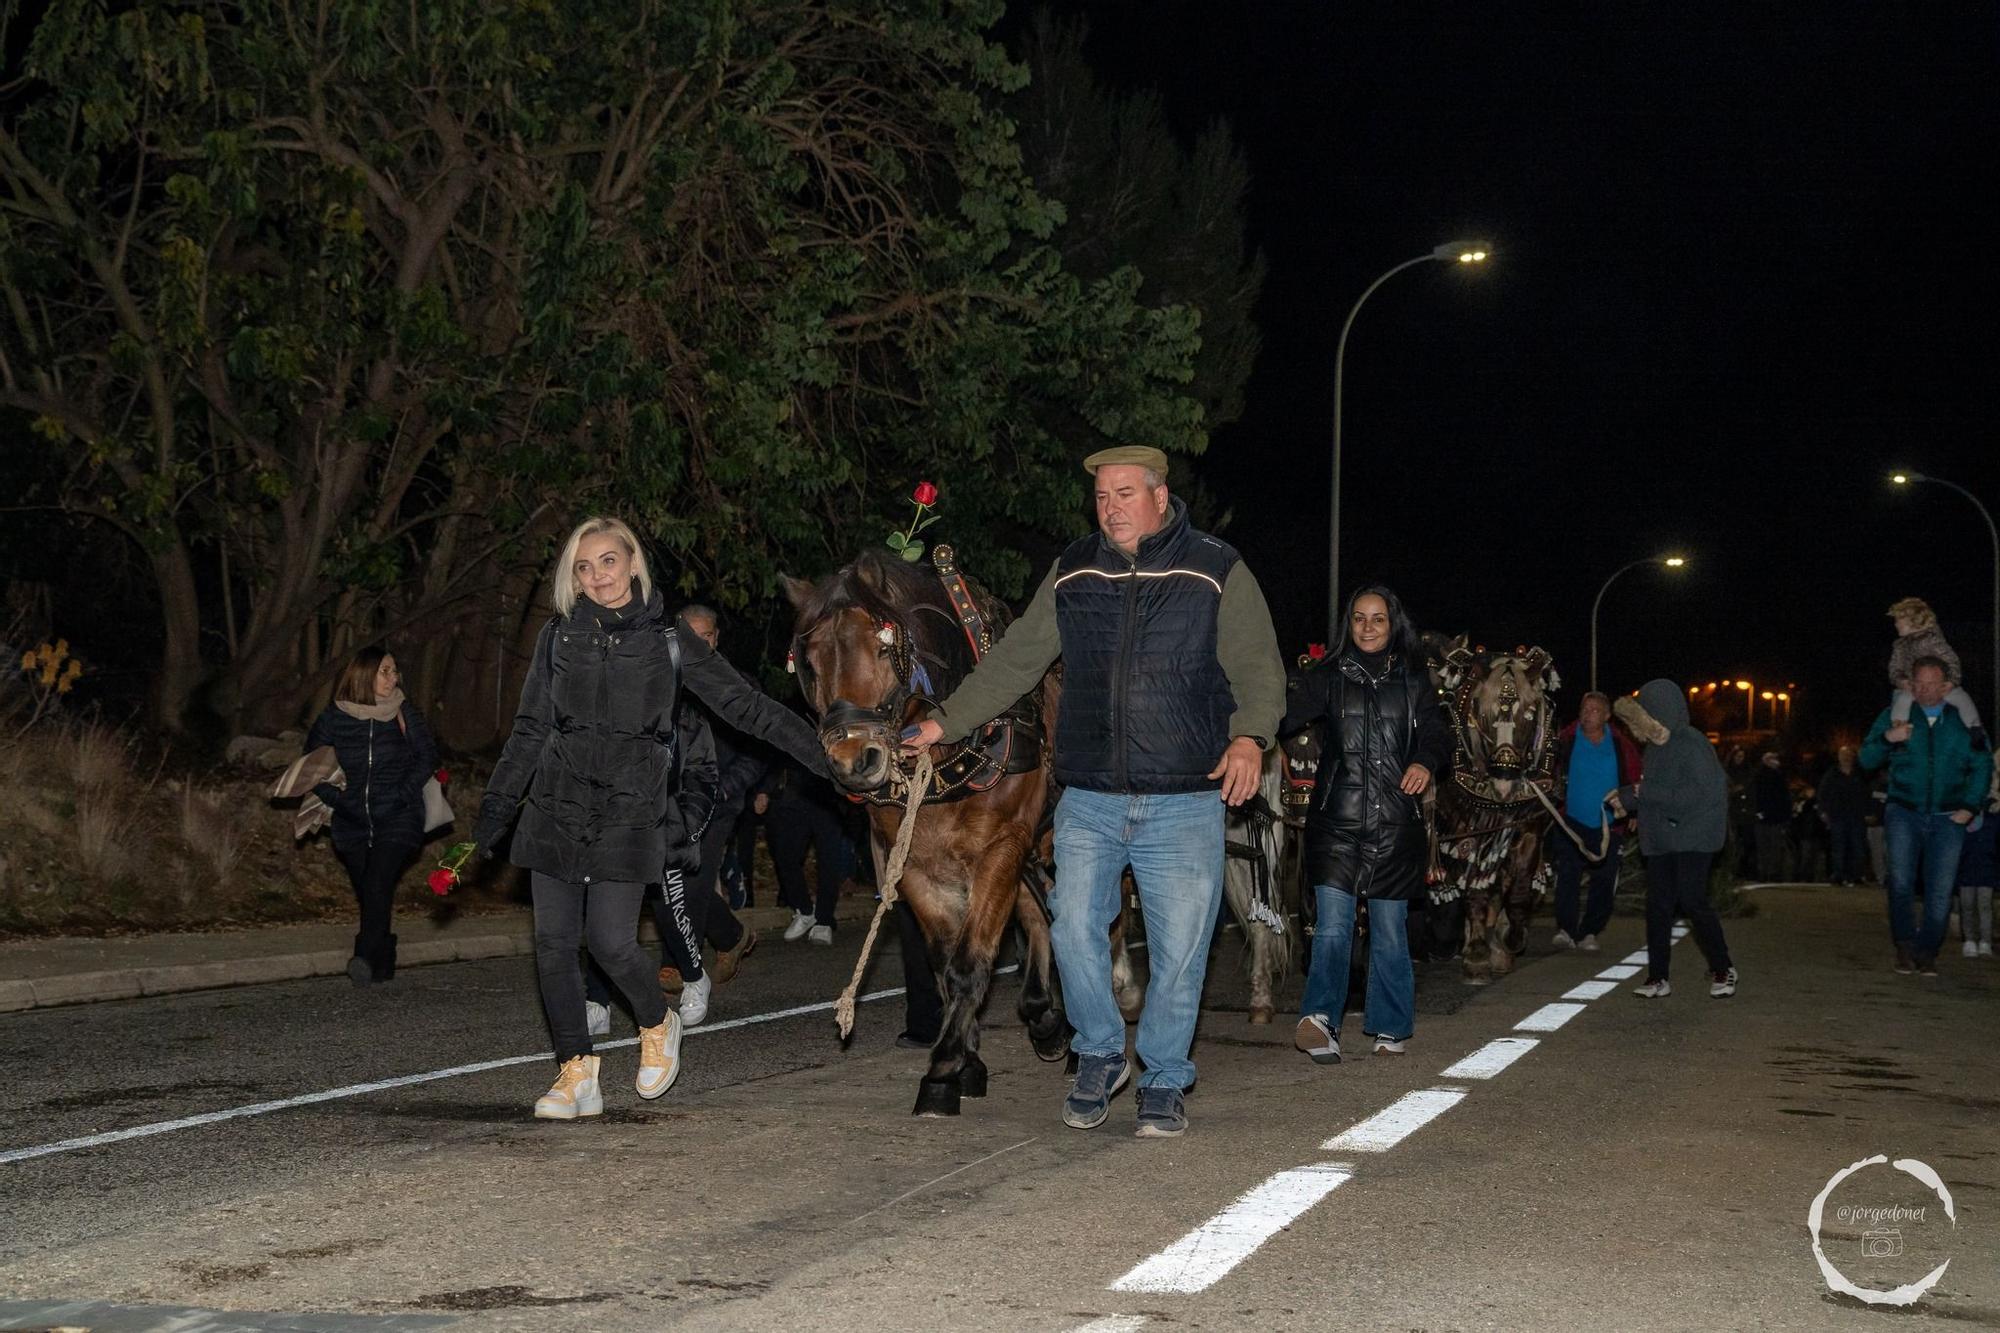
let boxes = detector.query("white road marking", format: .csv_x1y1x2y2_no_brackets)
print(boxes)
1,979,941,1167
1440,1037,1539,1079
1320,1087,1467,1152
1514,1002,1587,1032
1110,1163,1353,1293
1596,963,1641,979
1619,950,1649,965
1671,925,1689,939
1068,1316,1151,1332
1562,980,1619,1000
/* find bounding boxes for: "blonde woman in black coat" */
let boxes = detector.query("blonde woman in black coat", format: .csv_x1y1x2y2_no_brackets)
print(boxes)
473,516,829,1121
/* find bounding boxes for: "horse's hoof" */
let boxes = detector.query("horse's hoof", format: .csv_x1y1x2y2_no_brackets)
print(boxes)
1248,1005,1274,1025
958,1061,988,1098
911,1076,961,1117
1029,1020,1070,1062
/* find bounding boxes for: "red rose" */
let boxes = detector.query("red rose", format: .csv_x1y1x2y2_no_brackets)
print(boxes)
912,480,938,506
426,868,456,896
1307,643,1328,660
434,768,450,784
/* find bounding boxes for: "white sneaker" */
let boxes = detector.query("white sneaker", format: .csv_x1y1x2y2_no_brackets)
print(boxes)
1980,942,1994,959
534,1055,603,1120
1552,929,1576,951
1578,933,1601,953
1373,1037,1407,1055
807,924,834,946
679,972,711,1027
635,1011,683,1100
783,910,815,942
1964,940,1981,959
1709,967,1738,998
584,1000,611,1036
1633,979,1671,998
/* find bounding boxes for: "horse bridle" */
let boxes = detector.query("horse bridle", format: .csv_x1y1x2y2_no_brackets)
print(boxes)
792,604,959,760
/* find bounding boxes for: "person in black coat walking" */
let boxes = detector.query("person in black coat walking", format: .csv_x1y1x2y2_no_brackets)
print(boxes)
472,516,830,1121
1816,746,1870,885
305,647,438,986
1284,585,1452,1064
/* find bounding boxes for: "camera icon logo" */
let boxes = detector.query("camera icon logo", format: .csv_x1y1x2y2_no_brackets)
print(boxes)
1861,1229,1904,1259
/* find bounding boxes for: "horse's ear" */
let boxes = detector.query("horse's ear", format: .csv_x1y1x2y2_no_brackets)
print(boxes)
1523,646,1552,679
780,574,815,609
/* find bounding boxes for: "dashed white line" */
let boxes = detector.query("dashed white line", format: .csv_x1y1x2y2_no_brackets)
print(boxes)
1320,1087,1467,1152
1619,949,1650,965
1068,1317,1151,1333
1440,1036,1539,1079
1562,980,1619,1000
1110,1163,1354,1293
1596,963,1641,979
1515,1001,1587,1032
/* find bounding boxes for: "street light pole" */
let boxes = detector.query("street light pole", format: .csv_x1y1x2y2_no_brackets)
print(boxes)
1589,555,1688,694
1893,471,2000,728
1329,240,1492,642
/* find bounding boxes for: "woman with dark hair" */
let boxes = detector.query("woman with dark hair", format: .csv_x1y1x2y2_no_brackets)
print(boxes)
305,646,437,986
1284,584,1451,1064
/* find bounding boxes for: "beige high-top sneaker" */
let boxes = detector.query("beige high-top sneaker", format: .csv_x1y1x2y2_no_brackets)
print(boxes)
534,1055,603,1120
635,1011,683,1100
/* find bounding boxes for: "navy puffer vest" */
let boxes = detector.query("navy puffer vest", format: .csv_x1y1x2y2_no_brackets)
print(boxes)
1053,498,1238,793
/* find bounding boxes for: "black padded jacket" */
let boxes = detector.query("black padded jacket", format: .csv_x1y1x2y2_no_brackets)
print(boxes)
472,584,827,885
1282,650,1452,900
305,701,437,852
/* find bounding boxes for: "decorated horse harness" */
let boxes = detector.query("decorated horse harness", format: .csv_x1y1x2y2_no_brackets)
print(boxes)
792,544,1043,808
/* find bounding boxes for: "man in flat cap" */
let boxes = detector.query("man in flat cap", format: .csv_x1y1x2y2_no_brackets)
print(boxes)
904,445,1284,1138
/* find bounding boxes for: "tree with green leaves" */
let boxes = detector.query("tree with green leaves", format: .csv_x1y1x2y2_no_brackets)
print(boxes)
0,0,1205,738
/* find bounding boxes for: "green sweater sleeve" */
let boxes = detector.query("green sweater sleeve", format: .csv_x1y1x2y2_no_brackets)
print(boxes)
1217,563,1287,749
930,561,1062,742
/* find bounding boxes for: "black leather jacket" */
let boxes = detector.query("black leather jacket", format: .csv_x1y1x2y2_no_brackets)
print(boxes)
1281,650,1452,900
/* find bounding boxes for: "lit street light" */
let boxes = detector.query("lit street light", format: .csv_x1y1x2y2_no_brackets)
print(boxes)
1589,554,1689,693
1892,469,2000,727
1328,240,1493,640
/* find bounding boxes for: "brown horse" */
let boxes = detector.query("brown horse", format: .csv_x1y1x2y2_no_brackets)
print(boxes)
783,549,1066,1116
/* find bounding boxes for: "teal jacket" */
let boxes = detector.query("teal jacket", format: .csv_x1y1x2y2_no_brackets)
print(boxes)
1858,706,1991,815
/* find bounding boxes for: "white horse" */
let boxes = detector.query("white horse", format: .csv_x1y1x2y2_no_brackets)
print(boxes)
1222,747,1296,1023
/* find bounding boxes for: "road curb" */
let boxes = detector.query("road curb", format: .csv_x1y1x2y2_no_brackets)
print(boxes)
2,897,881,1014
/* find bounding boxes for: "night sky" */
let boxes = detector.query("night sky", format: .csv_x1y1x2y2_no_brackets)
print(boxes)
1019,2,2000,744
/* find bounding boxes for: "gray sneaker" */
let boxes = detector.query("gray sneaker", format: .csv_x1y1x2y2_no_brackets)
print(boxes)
1061,1053,1130,1130
1135,1086,1187,1138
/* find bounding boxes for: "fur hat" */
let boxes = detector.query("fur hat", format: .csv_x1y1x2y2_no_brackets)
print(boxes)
1887,596,1937,630
1613,694,1670,746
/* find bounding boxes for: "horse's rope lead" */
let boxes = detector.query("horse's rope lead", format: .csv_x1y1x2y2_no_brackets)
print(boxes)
833,749,935,1040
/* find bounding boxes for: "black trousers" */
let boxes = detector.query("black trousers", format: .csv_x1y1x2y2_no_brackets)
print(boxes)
535,873,670,1060
334,841,417,978
767,795,852,924
1552,816,1622,940
689,814,746,952
1826,817,1867,882
1644,852,1733,983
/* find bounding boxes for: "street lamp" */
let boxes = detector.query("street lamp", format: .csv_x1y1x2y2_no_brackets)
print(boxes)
1891,470,2000,727
1589,553,1690,693
1737,679,1754,729
1328,239,1494,640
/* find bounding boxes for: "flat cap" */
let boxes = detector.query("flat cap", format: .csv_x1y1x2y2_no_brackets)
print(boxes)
1082,445,1170,479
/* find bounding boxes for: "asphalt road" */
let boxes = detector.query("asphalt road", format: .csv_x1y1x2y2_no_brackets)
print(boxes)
3,889,1998,1332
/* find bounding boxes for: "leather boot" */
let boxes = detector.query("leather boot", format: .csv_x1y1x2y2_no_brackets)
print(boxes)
346,934,372,987
373,933,397,982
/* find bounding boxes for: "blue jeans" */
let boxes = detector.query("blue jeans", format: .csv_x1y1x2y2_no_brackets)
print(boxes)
1300,886,1415,1041
1883,804,1966,959
1051,788,1224,1090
